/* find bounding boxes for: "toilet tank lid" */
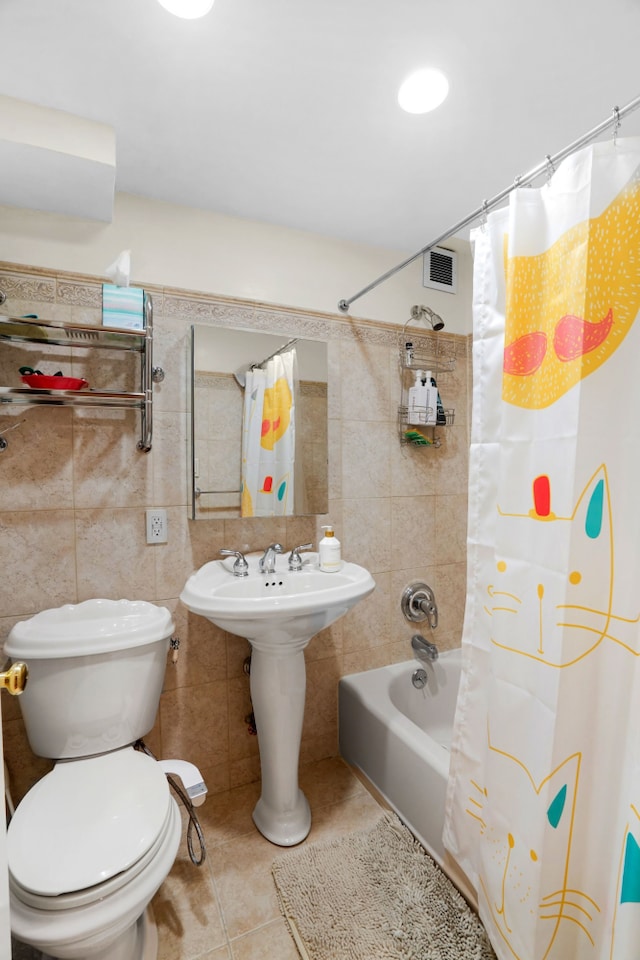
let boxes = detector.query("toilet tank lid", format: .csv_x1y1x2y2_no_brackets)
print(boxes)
7,748,171,896
4,598,175,658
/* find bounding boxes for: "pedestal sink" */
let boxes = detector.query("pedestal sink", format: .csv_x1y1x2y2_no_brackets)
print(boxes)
180,553,375,846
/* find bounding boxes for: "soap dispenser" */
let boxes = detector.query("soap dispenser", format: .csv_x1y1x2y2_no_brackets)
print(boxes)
319,525,342,572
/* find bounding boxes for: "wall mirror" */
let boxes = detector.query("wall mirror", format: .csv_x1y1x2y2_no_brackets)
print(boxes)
189,324,328,520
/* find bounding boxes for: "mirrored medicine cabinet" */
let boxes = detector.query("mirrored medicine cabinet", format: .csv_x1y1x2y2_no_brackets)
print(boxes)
188,324,329,520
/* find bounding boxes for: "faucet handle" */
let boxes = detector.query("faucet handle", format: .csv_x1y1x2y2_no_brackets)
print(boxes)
288,542,314,571
219,549,249,577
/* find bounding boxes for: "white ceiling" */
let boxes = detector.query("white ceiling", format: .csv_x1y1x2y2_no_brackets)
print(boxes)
1,0,640,254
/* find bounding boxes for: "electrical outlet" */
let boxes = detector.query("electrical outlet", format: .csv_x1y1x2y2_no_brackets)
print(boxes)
146,508,168,544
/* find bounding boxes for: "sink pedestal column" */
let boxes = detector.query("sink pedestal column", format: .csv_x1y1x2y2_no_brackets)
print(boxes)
248,637,311,846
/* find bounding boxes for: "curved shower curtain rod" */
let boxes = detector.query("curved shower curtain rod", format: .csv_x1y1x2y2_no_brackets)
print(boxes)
337,93,640,315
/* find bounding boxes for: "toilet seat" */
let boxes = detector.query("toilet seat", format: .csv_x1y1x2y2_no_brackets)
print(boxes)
10,799,175,911
8,748,170,898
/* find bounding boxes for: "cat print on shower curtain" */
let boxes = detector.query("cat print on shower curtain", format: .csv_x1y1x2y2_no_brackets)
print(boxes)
444,140,640,960
470,462,640,958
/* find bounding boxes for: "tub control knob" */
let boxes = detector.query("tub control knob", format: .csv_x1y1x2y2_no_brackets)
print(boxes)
401,582,439,628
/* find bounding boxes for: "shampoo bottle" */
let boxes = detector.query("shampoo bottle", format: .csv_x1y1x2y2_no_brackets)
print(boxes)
408,370,427,425
319,525,341,572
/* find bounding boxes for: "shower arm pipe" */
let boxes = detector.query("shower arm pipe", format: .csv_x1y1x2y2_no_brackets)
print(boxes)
250,338,300,370
337,94,640,314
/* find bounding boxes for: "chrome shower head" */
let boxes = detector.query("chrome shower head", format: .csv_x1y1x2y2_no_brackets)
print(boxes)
409,304,445,332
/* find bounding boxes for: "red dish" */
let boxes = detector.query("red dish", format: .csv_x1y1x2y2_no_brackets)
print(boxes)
21,374,89,391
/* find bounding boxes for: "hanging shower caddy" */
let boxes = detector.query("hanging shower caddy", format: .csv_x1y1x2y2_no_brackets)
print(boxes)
398,317,455,448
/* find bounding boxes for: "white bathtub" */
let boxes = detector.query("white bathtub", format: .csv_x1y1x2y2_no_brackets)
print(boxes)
339,649,463,871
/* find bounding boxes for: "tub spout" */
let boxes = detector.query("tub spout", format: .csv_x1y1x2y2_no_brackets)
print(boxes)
411,633,439,663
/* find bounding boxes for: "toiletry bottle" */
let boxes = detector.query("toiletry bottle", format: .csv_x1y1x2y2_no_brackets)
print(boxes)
319,525,341,572
408,370,427,425
430,374,447,425
404,341,414,365
423,370,437,425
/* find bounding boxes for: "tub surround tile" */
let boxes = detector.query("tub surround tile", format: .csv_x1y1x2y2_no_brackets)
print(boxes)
229,755,262,790
305,620,342,662
71,414,153,509
340,340,391,423
153,326,190,415
199,780,263,847
391,495,436,571
341,419,393,500
433,561,468,650
162,605,227,692
283,514,317,553
225,634,252,679
227,676,260,763
0,509,77,615
0,408,74,511
151,413,189,507
390,439,440,498
154,509,196,600
222,517,287,556
341,497,391,574
302,658,341,742
326,339,341,420
434,493,468,565
342,645,392,675
327,418,343,501
342,570,391,652
298,728,338,766
3,718,53,804
160,680,230,773
74,507,156,601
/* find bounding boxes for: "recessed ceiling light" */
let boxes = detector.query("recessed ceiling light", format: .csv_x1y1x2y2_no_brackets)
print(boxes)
398,68,449,115
157,0,215,19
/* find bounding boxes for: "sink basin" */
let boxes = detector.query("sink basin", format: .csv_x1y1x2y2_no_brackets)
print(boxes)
180,551,375,847
180,553,375,645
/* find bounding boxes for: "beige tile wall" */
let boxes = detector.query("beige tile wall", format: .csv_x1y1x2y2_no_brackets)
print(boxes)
0,261,470,804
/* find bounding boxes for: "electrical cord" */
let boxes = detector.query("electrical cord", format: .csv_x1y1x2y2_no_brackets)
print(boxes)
135,740,206,866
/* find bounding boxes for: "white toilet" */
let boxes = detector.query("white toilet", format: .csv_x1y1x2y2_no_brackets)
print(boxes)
4,598,193,960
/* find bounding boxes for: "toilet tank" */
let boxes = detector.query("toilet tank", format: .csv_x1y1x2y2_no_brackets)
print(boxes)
4,599,174,760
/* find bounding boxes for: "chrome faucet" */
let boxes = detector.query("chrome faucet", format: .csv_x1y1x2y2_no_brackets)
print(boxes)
288,542,313,571
411,633,439,663
259,543,282,575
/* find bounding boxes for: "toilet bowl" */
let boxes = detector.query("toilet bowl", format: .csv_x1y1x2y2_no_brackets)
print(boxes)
4,599,195,960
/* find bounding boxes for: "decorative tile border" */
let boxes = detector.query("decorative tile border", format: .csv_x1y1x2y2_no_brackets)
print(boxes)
0,271,56,303
56,280,102,308
0,261,469,358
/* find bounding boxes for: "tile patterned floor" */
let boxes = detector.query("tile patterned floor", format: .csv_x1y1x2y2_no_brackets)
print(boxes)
153,757,385,960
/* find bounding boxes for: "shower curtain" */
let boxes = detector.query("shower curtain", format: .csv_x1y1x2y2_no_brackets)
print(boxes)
443,137,640,960
240,348,297,517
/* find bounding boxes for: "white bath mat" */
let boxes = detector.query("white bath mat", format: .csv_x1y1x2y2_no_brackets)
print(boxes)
272,812,496,960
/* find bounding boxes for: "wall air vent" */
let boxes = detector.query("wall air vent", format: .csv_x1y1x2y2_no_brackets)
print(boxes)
423,246,457,294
